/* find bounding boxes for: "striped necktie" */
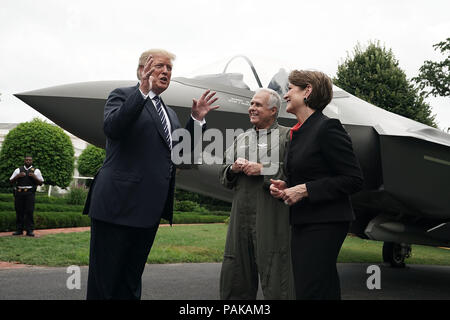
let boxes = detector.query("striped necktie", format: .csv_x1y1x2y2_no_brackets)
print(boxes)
153,95,171,150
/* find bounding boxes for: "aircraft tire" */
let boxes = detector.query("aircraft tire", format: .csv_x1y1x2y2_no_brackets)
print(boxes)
382,242,407,268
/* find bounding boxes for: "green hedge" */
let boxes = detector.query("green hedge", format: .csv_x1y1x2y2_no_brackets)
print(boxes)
0,193,16,202
0,193,67,204
162,212,228,224
0,211,227,231
0,194,228,215
0,194,230,213
0,202,14,211
175,189,231,210
65,187,88,205
0,211,91,231
207,211,230,217
0,192,230,231
0,201,84,213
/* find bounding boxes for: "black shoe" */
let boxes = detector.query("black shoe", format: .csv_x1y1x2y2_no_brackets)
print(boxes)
26,231,35,237
12,231,23,236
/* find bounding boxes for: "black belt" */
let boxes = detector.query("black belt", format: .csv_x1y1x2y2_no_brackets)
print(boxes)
16,188,34,193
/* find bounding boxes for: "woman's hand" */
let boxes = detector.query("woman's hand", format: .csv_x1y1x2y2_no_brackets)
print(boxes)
282,184,308,206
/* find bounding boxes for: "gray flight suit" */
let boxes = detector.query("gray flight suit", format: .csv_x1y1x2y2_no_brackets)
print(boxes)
219,121,295,300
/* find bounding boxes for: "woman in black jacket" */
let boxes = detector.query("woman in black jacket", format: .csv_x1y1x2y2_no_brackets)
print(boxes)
270,70,363,300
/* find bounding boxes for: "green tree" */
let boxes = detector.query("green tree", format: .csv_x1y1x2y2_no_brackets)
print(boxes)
77,144,105,177
334,41,436,127
0,118,75,190
413,38,450,98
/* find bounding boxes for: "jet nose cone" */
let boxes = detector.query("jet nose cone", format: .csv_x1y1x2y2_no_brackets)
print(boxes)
13,81,135,148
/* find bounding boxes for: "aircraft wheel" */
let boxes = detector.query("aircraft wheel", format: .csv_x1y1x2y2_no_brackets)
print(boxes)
382,242,411,268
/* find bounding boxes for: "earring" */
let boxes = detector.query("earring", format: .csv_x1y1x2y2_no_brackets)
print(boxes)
303,97,308,105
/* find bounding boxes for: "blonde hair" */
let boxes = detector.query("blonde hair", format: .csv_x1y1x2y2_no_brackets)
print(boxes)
136,49,176,80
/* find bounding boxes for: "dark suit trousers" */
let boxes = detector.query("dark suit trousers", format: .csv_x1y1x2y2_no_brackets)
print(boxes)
14,192,35,232
291,221,349,300
86,218,159,300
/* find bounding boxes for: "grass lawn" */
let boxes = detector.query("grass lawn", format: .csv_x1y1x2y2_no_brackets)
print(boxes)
0,224,449,267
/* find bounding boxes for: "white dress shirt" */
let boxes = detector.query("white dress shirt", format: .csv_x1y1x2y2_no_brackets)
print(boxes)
10,166,44,187
138,88,206,147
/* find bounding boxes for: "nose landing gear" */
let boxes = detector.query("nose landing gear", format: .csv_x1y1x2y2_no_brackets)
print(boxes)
382,242,411,268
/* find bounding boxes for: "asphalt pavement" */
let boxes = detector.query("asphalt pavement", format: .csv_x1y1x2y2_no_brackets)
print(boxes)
1,262,450,300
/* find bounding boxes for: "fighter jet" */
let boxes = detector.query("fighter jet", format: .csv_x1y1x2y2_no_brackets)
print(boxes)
15,56,450,268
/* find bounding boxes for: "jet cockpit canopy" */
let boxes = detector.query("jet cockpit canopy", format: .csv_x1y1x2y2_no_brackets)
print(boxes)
188,55,290,97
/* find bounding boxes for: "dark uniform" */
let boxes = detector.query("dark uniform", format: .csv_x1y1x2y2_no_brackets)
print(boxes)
11,166,42,235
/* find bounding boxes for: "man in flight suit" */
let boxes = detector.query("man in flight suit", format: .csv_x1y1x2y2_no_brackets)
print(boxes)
219,88,294,299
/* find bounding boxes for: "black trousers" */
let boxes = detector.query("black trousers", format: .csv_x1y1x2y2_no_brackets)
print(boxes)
291,221,350,300
14,192,35,232
86,218,159,300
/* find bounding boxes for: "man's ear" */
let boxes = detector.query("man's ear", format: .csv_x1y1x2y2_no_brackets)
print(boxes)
271,107,277,117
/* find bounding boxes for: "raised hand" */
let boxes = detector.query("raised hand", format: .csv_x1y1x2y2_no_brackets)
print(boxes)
191,90,220,121
139,55,155,95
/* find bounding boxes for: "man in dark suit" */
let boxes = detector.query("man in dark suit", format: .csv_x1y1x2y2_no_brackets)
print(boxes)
83,49,219,300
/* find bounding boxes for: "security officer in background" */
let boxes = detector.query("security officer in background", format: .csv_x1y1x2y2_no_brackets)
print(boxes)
10,155,44,237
